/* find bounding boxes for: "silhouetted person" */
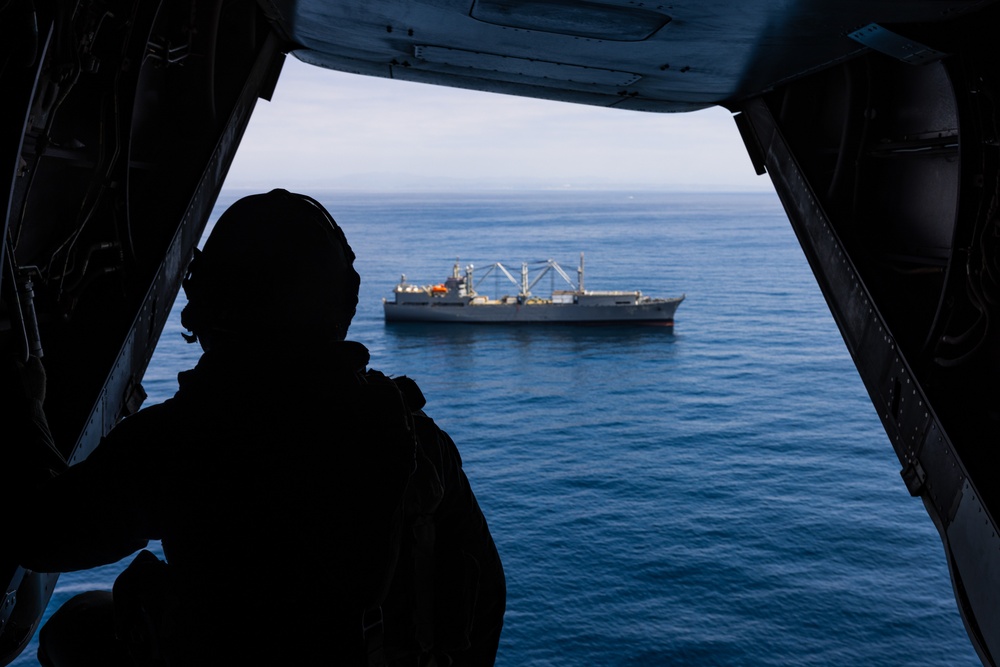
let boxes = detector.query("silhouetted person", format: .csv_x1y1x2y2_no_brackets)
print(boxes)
11,190,505,666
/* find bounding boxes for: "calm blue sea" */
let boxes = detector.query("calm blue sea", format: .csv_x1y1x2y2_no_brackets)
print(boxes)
14,191,979,666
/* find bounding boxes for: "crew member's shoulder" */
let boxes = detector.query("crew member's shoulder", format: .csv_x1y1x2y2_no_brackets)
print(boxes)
386,374,427,411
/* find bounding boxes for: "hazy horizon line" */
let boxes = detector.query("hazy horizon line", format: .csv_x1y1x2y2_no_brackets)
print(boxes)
221,181,776,194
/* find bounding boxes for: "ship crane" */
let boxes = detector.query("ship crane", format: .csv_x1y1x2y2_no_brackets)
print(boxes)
473,262,522,295
526,260,578,295
474,259,580,298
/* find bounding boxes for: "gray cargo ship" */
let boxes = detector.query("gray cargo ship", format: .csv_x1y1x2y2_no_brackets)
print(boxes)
383,254,684,325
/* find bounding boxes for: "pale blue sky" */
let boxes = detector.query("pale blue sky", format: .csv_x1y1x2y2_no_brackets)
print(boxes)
224,55,773,192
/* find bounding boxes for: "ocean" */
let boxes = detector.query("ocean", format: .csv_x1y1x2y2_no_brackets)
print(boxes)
13,190,979,665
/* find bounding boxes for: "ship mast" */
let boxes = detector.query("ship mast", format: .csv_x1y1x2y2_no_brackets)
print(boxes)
578,252,585,293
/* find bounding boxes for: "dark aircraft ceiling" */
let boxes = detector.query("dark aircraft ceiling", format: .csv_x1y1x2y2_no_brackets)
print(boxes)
262,0,987,112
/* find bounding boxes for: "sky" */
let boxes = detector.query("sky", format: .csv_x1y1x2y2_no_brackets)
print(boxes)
223,55,773,192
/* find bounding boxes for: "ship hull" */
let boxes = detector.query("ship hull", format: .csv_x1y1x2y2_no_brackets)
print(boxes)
383,297,683,324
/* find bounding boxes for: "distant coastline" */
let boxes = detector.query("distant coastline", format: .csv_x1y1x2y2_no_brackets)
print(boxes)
219,181,776,194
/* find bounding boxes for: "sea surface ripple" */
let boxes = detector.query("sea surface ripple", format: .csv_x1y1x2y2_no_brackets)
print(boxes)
14,191,978,666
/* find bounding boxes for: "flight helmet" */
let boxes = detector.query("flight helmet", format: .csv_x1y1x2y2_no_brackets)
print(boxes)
180,189,360,345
